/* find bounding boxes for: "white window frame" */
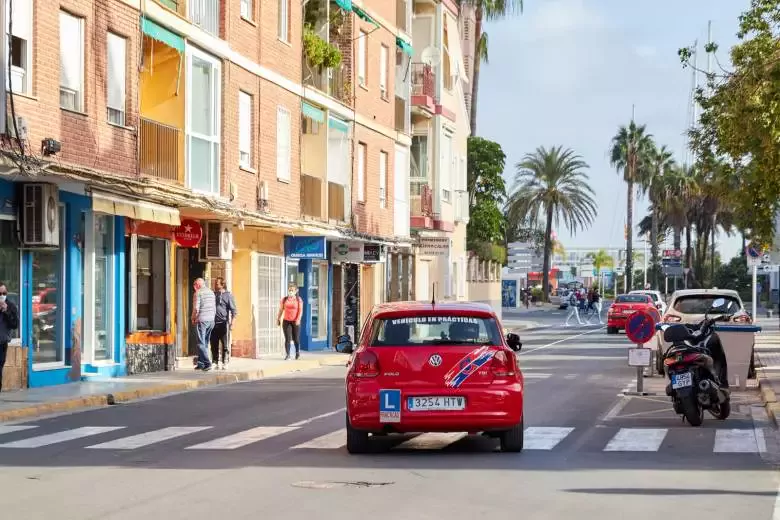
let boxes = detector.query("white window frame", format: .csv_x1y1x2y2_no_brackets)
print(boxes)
379,44,388,99
59,10,84,112
441,132,452,203
278,0,289,42
238,91,252,168
185,45,222,195
357,142,366,202
6,0,33,95
276,106,292,182
358,31,367,86
240,0,252,20
84,212,115,365
106,32,127,126
379,150,387,209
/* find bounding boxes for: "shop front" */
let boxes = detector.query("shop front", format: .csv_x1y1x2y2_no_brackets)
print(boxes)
284,235,331,351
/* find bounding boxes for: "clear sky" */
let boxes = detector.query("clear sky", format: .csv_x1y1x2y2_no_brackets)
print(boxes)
477,0,748,260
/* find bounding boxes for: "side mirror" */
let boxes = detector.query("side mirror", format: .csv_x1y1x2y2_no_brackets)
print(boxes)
506,332,522,352
335,334,354,354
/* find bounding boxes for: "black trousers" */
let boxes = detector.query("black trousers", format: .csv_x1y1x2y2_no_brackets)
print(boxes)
210,322,230,364
282,320,300,356
0,342,7,391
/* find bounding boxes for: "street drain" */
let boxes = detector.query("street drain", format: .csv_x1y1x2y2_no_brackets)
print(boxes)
291,480,394,489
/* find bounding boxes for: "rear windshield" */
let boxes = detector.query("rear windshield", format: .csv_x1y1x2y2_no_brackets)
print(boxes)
616,295,650,303
672,295,741,315
633,292,659,302
369,316,503,347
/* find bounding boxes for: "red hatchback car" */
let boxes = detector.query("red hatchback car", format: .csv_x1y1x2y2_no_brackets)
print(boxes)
607,293,657,334
338,301,525,454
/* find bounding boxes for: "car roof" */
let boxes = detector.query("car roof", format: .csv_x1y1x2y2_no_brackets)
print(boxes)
670,289,741,299
371,301,497,319
615,293,652,300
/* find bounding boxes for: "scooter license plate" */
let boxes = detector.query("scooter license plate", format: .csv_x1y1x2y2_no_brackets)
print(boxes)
671,372,693,389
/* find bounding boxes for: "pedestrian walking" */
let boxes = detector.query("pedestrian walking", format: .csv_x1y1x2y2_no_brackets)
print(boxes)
587,288,604,325
211,277,238,371
191,277,216,371
564,291,584,326
277,283,303,360
0,283,18,392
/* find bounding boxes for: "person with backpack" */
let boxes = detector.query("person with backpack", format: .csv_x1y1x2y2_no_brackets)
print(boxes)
564,290,584,326
277,283,303,360
0,282,19,391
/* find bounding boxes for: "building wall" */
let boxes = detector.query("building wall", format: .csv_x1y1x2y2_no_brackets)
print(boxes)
13,0,139,178
353,125,395,238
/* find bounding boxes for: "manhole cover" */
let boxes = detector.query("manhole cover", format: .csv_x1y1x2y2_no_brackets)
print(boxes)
291,480,394,489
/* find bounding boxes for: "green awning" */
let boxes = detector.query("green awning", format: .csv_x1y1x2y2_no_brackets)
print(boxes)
353,5,376,25
141,17,184,53
396,37,413,56
334,0,353,11
302,101,325,123
328,116,349,133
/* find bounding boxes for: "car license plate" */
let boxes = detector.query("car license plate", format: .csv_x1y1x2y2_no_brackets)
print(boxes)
407,396,466,411
671,372,693,389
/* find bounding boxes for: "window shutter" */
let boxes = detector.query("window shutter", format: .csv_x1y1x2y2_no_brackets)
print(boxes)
10,0,31,39
239,92,251,159
276,107,291,181
59,12,82,91
107,33,126,111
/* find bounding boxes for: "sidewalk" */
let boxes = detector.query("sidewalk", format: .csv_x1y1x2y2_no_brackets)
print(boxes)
753,320,780,425
0,352,349,423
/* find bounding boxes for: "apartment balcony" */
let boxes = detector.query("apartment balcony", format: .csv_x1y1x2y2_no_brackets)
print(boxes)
411,63,436,114
154,0,219,37
410,183,434,229
396,0,411,33
328,182,346,222
395,60,410,133
328,66,352,106
302,0,353,105
302,175,325,219
140,118,181,182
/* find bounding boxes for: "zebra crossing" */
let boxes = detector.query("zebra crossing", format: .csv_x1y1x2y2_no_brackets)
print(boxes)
0,421,766,455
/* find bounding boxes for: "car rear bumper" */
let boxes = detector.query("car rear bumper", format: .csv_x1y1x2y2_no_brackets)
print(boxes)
608,316,627,328
347,382,524,433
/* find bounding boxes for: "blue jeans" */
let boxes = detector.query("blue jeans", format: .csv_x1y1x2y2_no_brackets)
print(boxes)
196,321,214,368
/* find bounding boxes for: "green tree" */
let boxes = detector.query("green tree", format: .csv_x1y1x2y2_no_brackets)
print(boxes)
643,144,676,290
506,146,598,302
466,136,507,260
713,255,751,301
457,0,523,135
679,0,780,247
610,121,654,292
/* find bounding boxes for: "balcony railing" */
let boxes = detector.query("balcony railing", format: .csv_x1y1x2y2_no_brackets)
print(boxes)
411,63,435,99
411,183,433,217
188,0,220,36
328,182,346,221
328,66,351,105
140,117,180,182
302,174,324,219
157,0,185,15
395,97,409,133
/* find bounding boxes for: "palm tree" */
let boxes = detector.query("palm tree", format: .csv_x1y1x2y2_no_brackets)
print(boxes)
588,249,614,290
610,121,654,293
458,0,524,135
506,146,598,302
643,144,676,290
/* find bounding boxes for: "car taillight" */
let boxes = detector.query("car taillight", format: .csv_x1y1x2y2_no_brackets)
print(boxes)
663,315,681,323
733,314,752,324
352,350,379,378
491,350,517,378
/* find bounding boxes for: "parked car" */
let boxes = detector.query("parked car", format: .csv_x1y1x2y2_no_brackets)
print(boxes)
607,293,657,334
629,289,667,314
656,289,754,377
336,301,524,454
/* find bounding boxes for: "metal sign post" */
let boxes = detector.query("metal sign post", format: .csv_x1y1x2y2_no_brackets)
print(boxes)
624,310,658,396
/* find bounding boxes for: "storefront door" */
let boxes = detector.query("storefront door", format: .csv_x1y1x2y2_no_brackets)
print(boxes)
254,254,284,356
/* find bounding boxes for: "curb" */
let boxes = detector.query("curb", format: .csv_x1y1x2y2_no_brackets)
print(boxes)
0,356,349,423
756,351,780,427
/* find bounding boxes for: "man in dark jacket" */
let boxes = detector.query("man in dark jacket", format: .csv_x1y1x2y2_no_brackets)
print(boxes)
211,277,238,370
0,282,19,391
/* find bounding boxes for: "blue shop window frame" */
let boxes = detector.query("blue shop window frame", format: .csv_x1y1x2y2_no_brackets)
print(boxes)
297,259,332,351
81,216,127,378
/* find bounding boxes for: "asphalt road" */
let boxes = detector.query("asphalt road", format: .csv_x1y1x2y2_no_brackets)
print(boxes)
0,316,777,520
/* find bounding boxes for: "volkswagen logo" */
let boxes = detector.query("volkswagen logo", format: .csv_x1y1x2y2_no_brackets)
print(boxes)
429,354,442,367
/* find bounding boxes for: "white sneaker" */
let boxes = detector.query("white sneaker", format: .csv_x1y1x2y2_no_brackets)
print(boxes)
214,362,220,370
222,363,228,371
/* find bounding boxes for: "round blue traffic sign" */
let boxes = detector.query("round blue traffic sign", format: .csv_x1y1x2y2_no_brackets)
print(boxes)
625,310,656,344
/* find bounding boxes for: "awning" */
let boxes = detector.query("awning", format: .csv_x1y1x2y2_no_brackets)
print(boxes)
302,101,325,123
396,37,413,57
334,0,353,11
353,5,376,25
92,192,181,226
444,14,468,84
141,17,185,53
328,116,350,133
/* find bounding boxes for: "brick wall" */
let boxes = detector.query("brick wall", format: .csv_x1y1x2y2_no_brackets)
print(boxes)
6,0,140,177
352,126,394,238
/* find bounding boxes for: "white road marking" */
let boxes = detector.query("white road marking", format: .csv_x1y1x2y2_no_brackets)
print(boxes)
713,429,763,453
588,374,604,381
524,427,574,450
186,426,299,450
603,428,668,452
523,373,552,379
519,327,606,355
0,425,38,436
86,427,212,450
0,426,125,448
394,432,466,450
602,396,631,421
290,429,346,449
564,374,577,380
288,408,346,427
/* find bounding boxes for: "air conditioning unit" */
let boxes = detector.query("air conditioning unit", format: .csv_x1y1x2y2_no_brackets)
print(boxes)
205,221,233,260
21,183,59,247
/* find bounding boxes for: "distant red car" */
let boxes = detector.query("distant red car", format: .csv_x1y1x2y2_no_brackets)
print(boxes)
339,301,525,454
607,293,656,334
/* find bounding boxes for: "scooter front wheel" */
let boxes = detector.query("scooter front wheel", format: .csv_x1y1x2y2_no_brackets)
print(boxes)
681,394,704,426
711,400,731,420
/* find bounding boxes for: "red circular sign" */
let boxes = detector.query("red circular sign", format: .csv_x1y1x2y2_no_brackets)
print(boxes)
173,219,203,248
625,310,658,345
